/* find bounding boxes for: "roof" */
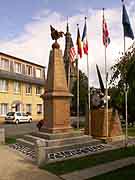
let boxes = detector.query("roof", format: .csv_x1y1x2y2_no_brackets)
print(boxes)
0,69,45,86
0,52,45,68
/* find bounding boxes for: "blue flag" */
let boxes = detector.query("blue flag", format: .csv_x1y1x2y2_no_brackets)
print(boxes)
122,3,134,39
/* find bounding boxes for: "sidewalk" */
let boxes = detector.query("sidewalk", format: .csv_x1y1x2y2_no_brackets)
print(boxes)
1,141,135,180
61,157,135,180
0,145,61,180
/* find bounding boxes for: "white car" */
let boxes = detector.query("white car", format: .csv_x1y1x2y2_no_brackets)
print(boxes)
5,112,32,124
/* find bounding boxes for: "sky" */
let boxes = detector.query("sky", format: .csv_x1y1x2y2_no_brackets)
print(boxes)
0,0,135,87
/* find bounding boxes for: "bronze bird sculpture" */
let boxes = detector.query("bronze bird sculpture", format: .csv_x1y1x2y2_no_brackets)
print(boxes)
50,25,64,41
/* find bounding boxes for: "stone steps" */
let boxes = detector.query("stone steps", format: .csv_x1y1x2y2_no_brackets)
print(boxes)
23,134,45,144
23,134,94,147
45,135,93,147
16,138,35,148
31,130,84,140
16,133,101,151
15,132,105,164
15,131,103,164
45,138,101,154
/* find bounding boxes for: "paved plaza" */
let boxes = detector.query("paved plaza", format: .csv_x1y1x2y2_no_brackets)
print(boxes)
0,145,61,180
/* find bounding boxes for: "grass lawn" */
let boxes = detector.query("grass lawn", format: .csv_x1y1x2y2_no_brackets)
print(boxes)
41,146,135,175
124,126,135,136
88,164,135,180
5,137,16,144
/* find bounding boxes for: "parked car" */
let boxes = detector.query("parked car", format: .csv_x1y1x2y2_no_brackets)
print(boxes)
5,112,32,124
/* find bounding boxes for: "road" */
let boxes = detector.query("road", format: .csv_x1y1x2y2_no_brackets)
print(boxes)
0,116,85,137
0,122,38,137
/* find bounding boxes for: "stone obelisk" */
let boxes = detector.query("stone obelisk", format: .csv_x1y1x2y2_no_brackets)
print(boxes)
41,26,72,133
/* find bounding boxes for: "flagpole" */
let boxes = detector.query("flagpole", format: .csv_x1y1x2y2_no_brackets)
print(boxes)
105,45,108,137
121,0,134,147
124,34,128,148
87,54,91,135
85,17,91,135
77,54,80,129
76,24,80,129
103,8,108,138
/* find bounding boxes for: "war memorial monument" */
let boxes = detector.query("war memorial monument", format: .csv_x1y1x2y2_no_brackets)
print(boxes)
8,25,124,166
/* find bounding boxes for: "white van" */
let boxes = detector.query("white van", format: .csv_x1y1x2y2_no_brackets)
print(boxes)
5,112,32,124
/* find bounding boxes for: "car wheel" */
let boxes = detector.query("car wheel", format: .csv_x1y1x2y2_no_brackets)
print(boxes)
29,118,32,123
16,119,19,124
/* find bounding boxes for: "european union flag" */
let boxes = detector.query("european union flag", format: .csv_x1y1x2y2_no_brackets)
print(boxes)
122,3,134,40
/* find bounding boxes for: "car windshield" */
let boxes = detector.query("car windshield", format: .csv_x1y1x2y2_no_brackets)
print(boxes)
7,112,15,116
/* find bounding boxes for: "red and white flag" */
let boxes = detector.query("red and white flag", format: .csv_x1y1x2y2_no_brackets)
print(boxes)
102,13,110,47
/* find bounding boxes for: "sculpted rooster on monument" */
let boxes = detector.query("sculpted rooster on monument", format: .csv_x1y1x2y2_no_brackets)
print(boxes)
50,25,64,41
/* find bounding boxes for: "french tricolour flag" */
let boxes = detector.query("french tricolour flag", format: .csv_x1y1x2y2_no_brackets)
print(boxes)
82,21,88,55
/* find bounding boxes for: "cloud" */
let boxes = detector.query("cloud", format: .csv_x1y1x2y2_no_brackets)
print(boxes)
0,3,134,87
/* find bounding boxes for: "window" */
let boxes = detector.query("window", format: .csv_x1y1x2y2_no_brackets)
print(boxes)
7,112,15,116
26,65,32,76
0,80,8,92
0,58,9,71
37,104,42,114
0,103,8,115
26,104,32,114
14,62,21,73
26,84,32,94
16,112,21,116
36,68,41,78
14,81,21,93
36,86,42,95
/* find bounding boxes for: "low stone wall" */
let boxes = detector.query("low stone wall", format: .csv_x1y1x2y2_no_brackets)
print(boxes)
35,139,47,166
0,128,5,144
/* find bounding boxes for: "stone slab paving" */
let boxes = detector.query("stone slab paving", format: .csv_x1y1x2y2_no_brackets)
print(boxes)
61,157,135,180
0,145,61,180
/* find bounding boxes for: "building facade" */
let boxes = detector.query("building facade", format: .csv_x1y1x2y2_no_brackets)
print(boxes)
0,52,45,123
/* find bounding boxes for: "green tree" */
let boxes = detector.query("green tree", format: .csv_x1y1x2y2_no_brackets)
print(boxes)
111,43,135,119
71,70,88,116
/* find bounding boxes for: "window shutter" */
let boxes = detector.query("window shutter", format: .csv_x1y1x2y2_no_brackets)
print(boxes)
10,61,13,72
22,64,25,74
33,67,36,78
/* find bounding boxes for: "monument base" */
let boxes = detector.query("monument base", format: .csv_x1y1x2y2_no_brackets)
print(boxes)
34,131,102,166
41,126,73,134
90,108,123,141
96,135,125,143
